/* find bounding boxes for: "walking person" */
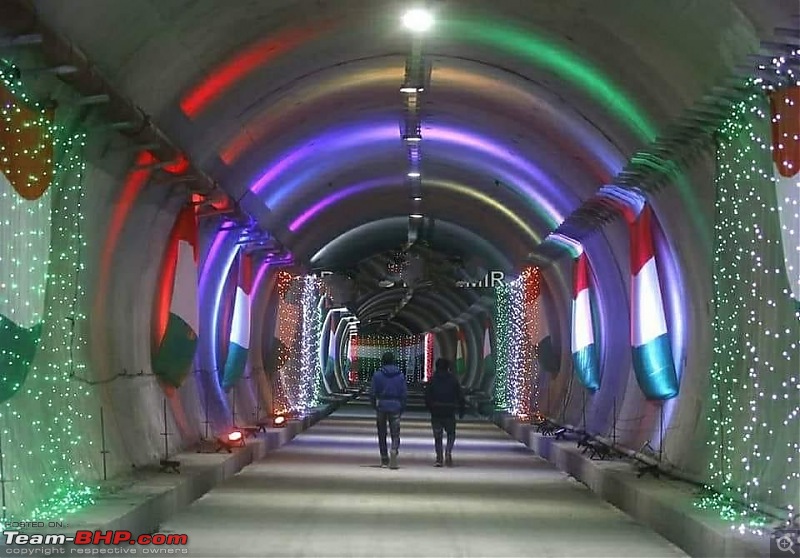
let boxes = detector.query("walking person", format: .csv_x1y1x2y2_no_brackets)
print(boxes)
425,358,466,467
369,351,407,469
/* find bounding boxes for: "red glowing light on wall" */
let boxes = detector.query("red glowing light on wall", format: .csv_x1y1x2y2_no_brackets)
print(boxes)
162,152,190,175
180,22,334,118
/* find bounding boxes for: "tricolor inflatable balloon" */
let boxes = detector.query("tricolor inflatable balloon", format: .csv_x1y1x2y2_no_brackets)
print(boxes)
628,205,679,400
571,253,600,391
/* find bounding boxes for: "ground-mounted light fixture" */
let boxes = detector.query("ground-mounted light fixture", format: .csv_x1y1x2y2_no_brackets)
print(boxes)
215,430,246,453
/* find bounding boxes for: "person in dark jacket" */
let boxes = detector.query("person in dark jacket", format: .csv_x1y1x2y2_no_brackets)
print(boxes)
369,351,407,469
425,358,466,467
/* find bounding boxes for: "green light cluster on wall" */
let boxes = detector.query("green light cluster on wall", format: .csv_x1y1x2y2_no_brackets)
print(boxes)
0,65,96,526
698,87,799,533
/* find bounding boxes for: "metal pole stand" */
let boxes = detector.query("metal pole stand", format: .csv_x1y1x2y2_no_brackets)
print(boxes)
159,398,180,473
100,406,110,481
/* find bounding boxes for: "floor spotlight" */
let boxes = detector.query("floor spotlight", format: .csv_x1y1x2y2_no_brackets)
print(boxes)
215,430,245,453
402,8,434,32
273,415,287,427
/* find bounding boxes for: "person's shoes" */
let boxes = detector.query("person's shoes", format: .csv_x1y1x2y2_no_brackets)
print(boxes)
389,450,398,469
445,453,453,467
434,461,443,467
380,456,389,468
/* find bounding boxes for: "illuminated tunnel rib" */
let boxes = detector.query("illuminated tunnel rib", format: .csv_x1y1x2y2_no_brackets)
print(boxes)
248,122,570,228
216,61,622,179
288,178,539,242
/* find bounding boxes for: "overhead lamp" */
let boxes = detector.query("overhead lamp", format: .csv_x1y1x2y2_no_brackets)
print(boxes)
407,171,421,178
400,86,424,93
404,135,422,143
402,8,434,32
410,213,424,219
273,415,287,427
412,196,422,201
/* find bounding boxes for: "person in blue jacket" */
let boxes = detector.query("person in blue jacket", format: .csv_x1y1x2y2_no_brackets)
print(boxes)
369,351,407,469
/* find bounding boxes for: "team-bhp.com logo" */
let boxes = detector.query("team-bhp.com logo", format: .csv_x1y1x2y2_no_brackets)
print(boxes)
4,530,188,553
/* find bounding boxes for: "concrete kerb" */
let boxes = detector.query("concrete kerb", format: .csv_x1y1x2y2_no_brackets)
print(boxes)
493,412,770,558
53,394,355,537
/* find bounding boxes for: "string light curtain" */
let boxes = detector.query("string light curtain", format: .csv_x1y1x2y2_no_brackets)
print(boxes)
699,86,799,530
0,66,96,524
271,272,299,414
357,335,421,382
271,275,325,414
494,267,540,418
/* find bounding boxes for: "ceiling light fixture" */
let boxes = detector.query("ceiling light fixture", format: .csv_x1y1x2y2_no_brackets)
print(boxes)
410,213,424,219
412,196,422,201
404,135,422,143
400,86,424,93
402,8,434,32
407,171,421,178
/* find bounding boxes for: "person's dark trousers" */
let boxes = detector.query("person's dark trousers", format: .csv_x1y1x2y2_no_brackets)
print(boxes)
376,411,401,462
431,413,456,464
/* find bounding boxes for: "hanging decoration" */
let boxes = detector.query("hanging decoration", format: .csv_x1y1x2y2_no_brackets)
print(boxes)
356,335,422,381
494,266,540,418
571,252,600,392
698,86,799,531
628,204,679,400
299,276,323,411
768,85,799,307
152,205,199,389
221,249,252,390
349,333,359,384
480,321,494,392
455,327,466,377
423,332,434,382
0,79,53,403
0,64,95,525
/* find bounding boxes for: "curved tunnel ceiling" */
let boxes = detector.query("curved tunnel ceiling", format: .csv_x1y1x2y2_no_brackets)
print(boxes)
30,0,797,333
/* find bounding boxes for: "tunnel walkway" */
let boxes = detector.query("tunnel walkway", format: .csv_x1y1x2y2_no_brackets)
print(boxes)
161,395,687,557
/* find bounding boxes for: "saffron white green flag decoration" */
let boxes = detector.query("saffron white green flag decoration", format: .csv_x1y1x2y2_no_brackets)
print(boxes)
455,328,466,376
221,250,253,390
0,82,53,403
769,86,800,308
152,205,199,388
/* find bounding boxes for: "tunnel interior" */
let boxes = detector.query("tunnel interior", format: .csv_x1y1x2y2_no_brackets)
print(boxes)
0,0,798,553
